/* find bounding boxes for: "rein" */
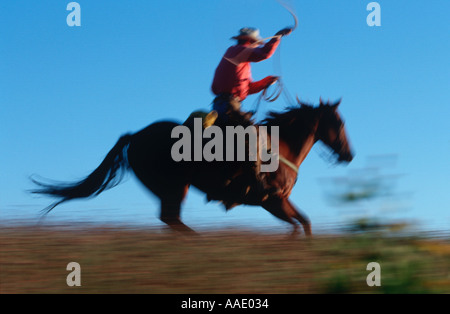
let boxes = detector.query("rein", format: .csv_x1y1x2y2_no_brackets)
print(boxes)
279,155,299,173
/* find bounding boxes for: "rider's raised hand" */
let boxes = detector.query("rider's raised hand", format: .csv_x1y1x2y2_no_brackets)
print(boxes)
275,27,293,37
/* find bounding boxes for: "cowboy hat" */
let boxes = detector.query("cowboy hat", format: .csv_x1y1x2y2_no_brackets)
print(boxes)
231,27,262,43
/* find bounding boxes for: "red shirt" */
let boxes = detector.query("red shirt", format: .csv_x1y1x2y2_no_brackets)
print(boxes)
211,38,280,101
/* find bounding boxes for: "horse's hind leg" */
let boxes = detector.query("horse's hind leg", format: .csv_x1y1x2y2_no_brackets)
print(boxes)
131,166,194,233
160,185,196,234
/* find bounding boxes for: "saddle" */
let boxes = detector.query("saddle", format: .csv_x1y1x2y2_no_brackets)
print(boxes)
183,109,276,209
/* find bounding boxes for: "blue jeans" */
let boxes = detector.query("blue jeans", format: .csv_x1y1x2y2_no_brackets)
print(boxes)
212,94,243,124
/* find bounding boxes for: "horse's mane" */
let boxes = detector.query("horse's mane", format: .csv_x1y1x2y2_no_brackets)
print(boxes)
261,101,317,127
260,102,320,154
261,98,341,127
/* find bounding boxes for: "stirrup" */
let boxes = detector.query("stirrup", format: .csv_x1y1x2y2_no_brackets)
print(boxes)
203,110,218,128
184,110,218,128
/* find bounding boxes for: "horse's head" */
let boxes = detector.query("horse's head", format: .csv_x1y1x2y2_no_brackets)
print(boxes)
263,98,354,163
315,99,354,163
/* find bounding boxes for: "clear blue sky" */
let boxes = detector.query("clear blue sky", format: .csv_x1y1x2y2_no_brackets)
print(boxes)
1,0,449,232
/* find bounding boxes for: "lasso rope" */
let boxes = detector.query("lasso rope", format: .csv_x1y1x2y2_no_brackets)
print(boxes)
253,79,283,114
275,0,299,107
277,0,298,31
252,0,300,114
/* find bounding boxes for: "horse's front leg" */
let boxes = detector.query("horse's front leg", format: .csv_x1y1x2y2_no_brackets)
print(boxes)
262,197,301,236
285,199,311,236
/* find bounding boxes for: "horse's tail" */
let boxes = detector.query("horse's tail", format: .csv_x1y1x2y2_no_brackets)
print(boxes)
32,134,133,215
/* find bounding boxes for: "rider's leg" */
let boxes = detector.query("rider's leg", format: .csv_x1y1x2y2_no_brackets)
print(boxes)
226,108,279,201
211,94,278,203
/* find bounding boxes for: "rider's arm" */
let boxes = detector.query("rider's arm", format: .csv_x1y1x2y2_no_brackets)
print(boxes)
246,37,281,63
248,76,278,95
247,27,293,63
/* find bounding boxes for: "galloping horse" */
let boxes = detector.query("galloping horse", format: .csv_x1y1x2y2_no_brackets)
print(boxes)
32,99,353,236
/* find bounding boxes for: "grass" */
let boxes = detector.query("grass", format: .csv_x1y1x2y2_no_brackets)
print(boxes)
0,224,449,294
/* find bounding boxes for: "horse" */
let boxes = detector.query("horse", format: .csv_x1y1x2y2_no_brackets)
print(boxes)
32,98,353,236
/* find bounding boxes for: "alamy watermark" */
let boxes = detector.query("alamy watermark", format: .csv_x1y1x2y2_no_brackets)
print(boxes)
367,2,381,27
66,262,81,286
66,2,381,28
366,262,381,286
64,260,381,288
66,2,81,27
170,118,280,173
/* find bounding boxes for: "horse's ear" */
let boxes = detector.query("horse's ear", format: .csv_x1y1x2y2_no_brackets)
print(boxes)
296,95,306,107
332,98,342,109
319,97,324,106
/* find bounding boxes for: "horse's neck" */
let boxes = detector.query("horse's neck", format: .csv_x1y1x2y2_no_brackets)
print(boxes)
279,133,316,168
269,117,319,168
260,128,316,169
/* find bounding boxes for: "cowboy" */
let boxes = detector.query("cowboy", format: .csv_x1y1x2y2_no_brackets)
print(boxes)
210,27,292,203
211,27,292,122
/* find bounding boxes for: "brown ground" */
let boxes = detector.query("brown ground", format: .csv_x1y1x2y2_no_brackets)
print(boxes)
1,225,449,293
